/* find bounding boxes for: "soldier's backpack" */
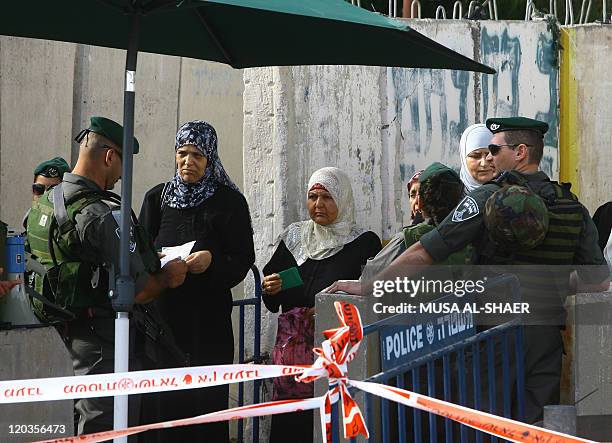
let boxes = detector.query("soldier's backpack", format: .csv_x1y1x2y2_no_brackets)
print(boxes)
27,184,160,320
477,171,584,265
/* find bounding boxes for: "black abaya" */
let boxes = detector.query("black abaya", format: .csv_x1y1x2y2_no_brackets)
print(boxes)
138,183,255,442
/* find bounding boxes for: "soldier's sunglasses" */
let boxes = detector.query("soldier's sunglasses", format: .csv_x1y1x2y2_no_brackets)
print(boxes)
488,143,533,156
32,183,50,195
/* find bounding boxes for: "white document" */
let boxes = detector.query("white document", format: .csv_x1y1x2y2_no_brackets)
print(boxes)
160,241,196,268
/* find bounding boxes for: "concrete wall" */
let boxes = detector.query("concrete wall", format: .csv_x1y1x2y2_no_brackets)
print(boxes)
0,38,75,225
0,327,74,442
559,25,612,214
566,291,612,441
0,37,244,227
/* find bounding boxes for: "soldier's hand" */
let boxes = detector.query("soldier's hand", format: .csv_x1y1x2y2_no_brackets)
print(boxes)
162,259,188,289
185,250,212,274
262,273,282,295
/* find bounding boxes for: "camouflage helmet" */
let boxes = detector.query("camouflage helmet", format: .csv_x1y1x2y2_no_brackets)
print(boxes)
484,185,549,251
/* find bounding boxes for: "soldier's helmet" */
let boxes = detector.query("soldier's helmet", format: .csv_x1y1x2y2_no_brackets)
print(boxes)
484,185,549,251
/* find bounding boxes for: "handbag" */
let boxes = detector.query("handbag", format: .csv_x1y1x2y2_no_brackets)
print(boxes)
272,306,315,400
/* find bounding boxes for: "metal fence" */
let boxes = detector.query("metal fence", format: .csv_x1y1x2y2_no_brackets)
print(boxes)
386,0,610,24
329,274,526,443
233,265,263,443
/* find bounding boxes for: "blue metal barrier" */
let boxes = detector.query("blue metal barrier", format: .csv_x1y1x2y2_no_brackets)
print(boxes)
330,274,525,443
233,265,263,443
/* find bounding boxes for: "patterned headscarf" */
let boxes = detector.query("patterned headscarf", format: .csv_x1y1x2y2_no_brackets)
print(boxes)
459,124,493,193
163,120,240,209
278,167,365,265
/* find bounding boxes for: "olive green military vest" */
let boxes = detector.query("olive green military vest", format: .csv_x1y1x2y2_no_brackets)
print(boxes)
478,171,584,266
478,172,585,323
27,189,114,318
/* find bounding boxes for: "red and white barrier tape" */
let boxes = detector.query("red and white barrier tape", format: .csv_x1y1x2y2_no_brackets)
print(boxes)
0,364,306,404
350,380,595,443
1,301,597,443
34,397,325,443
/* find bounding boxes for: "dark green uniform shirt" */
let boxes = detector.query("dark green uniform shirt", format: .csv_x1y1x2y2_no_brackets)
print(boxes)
420,171,608,283
62,173,149,295
361,222,468,281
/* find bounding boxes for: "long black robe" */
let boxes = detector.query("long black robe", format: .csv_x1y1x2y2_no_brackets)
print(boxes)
262,231,381,443
138,183,255,443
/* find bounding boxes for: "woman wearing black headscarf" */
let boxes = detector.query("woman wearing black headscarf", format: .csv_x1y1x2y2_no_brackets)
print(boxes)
139,120,255,442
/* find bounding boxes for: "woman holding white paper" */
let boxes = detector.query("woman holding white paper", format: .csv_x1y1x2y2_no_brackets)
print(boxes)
262,167,381,442
139,120,255,442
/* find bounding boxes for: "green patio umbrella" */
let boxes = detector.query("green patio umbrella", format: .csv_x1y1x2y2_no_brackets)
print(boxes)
1,0,494,71
1,0,494,438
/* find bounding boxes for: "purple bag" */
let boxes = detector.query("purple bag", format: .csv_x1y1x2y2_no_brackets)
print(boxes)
272,307,315,400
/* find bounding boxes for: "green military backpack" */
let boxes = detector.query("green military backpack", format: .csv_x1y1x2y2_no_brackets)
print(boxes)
28,184,161,323
27,185,120,321
478,171,584,265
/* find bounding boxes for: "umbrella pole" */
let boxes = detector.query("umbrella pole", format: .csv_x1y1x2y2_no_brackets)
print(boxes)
113,12,140,443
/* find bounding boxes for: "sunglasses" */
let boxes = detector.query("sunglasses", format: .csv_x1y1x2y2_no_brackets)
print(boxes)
487,143,533,156
32,183,50,196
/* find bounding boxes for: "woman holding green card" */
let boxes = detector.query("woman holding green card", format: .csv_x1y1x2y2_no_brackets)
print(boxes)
262,166,381,442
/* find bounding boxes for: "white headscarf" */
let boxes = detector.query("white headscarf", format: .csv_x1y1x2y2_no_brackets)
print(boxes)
278,167,365,265
459,124,493,193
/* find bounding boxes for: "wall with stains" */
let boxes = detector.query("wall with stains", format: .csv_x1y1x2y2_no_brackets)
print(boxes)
0,37,244,227
560,25,612,214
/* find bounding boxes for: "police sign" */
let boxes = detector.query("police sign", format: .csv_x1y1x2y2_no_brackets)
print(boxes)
379,294,476,371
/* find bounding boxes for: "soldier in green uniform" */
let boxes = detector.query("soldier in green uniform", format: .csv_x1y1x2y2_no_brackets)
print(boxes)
330,117,610,423
22,156,71,229
31,157,71,199
26,116,188,435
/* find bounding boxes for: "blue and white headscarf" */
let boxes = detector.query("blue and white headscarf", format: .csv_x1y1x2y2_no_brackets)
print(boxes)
163,120,240,209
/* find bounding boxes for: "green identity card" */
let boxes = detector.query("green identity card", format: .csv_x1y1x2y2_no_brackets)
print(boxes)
278,267,304,290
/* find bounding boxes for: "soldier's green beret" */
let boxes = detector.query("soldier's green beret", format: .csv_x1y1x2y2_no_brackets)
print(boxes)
419,162,461,184
485,117,548,135
484,185,549,251
33,156,70,178
79,116,140,154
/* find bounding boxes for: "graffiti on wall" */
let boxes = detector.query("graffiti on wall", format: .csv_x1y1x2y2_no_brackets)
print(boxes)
381,23,559,233
480,24,559,178
386,65,474,233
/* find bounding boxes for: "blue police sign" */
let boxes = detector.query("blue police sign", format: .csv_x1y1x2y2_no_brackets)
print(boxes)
380,294,476,371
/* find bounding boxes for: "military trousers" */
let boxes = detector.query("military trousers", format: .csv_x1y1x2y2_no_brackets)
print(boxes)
65,316,142,439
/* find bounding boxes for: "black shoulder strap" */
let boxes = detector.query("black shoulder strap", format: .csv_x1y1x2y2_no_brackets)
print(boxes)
24,285,75,322
51,184,69,232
